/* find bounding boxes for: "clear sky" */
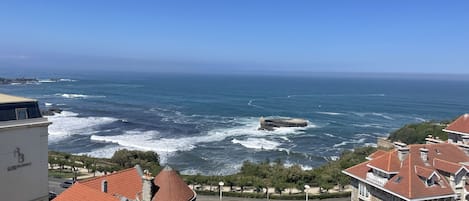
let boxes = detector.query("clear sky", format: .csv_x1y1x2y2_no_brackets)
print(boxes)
0,1,468,75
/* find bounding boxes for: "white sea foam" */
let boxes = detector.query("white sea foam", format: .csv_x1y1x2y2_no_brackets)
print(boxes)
58,78,76,82
315,111,345,116
85,117,315,162
46,111,118,143
415,117,427,122
38,79,56,83
232,138,281,150
284,162,313,170
332,138,366,148
371,112,394,120
351,112,394,120
56,93,105,99
45,102,53,106
329,156,340,161
247,99,264,108
351,123,385,129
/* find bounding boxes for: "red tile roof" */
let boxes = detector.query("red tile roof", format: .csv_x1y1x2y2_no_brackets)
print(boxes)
433,158,462,173
153,167,196,201
367,150,387,160
54,166,196,201
414,166,435,179
344,143,469,200
367,150,401,173
80,167,142,200
53,183,118,201
445,114,469,134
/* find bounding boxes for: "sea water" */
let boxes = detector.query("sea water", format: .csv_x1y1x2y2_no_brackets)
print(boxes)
1,72,468,175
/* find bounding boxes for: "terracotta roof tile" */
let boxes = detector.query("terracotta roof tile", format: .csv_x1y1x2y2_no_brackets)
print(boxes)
445,114,469,134
433,158,462,173
153,167,196,201
367,150,401,173
80,167,143,200
414,166,434,179
346,143,469,200
367,150,387,160
53,183,118,201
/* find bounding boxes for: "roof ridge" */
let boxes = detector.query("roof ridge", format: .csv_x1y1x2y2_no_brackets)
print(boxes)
387,152,392,171
80,167,137,184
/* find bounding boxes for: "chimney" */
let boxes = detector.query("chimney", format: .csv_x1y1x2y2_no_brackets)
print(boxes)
101,180,108,193
135,164,143,177
394,142,409,161
142,170,156,201
420,147,429,162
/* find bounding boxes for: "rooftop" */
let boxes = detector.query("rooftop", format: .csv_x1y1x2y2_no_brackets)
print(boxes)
444,114,469,135
55,165,196,201
0,93,36,104
344,143,469,200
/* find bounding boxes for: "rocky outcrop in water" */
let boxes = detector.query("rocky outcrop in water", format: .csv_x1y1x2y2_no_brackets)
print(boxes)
259,117,308,131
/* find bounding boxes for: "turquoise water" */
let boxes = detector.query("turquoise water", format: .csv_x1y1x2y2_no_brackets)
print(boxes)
1,72,468,175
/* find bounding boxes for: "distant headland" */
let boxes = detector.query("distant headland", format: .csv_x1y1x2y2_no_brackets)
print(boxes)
0,77,38,85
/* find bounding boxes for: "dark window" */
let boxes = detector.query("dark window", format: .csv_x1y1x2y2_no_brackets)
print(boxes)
15,108,28,120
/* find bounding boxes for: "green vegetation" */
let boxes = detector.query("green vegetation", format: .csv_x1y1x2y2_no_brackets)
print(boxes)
48,149,161,178
387,121,449,144
48,168,85,179
49,146,374,199
183,146,376,196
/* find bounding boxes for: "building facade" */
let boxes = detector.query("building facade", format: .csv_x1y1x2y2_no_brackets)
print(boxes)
343,114,469,201
0,94,51,201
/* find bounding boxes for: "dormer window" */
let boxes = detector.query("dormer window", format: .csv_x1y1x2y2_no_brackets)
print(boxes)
426,178,434,186
15,108,28,120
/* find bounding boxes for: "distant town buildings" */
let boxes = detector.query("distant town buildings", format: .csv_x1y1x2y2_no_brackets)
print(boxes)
54,165,197,201
0,93,51,201
344,114,469,201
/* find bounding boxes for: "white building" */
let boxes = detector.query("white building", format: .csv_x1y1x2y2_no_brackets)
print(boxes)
0,94,51,201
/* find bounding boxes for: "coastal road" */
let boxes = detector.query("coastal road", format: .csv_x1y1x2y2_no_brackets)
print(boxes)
48,177,67,194
197,195,349,201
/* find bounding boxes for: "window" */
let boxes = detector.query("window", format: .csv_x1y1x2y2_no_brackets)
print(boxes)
358,182,370,199
15,108,28,120
426,178,434,186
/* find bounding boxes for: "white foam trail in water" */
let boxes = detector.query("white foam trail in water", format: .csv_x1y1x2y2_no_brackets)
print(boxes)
351,112,394,120
232,138,280,150
45,102,53,106
315,111,345,116
332,138,366,148
55,93,106,99
46,111,118,143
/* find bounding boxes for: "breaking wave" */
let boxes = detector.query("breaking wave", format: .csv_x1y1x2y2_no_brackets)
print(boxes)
55,93,106,99
232,138,281,150
46,111,118,143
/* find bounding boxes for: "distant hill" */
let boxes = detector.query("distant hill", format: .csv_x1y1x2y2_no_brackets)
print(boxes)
387,120,451,144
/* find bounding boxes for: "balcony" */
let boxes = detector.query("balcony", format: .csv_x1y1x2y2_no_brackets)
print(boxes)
366,172,388,186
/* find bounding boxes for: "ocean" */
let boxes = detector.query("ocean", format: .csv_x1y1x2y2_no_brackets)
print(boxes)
1,72,468,175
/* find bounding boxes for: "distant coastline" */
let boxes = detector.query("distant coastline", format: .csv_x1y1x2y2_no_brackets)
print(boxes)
0,77,76,85
0,77,38,85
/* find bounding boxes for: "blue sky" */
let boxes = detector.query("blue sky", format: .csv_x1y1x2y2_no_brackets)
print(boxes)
0,1,468,74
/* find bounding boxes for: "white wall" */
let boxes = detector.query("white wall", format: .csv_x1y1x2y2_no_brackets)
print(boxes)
0,119,49,201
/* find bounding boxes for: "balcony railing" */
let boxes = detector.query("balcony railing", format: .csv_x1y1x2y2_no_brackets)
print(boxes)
366,172,388,186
